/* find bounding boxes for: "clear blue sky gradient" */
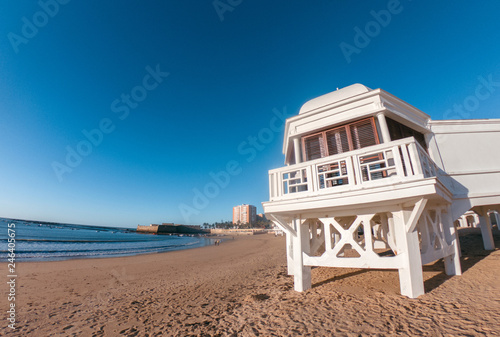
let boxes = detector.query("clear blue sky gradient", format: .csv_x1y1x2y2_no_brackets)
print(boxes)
1,1,500,227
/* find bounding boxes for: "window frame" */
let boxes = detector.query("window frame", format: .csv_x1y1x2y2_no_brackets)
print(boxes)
301,117,380,162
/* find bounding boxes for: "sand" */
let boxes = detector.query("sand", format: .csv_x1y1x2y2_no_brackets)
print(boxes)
2,229,500,336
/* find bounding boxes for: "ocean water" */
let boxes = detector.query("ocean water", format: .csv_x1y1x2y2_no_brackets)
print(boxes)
0,218,211,262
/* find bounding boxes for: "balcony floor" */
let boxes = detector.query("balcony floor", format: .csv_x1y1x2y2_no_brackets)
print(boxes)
263,177,452,217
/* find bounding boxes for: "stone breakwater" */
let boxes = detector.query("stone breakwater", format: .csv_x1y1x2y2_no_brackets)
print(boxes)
136,223,210,235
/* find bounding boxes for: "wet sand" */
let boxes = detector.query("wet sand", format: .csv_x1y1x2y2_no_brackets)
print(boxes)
1,229,500,336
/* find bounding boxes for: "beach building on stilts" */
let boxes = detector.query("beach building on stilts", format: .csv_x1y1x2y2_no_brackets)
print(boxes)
262,84,500,298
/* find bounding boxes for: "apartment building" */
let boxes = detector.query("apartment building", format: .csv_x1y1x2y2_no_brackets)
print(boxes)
233,204,257,225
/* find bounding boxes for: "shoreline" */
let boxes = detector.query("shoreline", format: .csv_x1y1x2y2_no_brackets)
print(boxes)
2,229,500,336
1,222,230,263
9,233,234,264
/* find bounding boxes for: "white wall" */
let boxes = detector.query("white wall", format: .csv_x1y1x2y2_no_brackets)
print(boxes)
428,119,500,215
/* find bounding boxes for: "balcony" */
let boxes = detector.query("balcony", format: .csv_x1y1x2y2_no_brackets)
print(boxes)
268,137,441,203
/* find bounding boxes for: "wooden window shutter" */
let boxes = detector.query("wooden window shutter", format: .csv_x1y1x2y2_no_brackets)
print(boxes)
326,127,350,155
303,133,325,161
349,118,379,150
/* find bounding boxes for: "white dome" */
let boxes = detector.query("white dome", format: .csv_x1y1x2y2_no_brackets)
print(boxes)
299,84,372,114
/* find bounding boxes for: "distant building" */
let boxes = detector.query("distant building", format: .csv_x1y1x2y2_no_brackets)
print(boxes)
233,204,257,225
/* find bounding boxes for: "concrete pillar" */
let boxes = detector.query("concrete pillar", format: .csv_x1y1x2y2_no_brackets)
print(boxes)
376,112,391,143
455,221,463,258
471,213,480,227
286,232,294,275
478,207,495,250
322,219,333,251
393,209,425,298
489,211,500,230
293,137,302,164
442,207,462,276
293,218,311,292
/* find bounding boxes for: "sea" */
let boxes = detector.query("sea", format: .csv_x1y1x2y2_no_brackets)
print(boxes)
0,218,212,262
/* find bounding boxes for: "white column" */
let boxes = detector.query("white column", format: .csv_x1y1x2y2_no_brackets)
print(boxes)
377,212,391,250
478,207,495,250
286,232,294,275
293,218,311,292
473,213,480,227
442,207,462,275
293,137,302,164
376,112,391,143
393,209,425,298
490,211,500,230
322,219,333,251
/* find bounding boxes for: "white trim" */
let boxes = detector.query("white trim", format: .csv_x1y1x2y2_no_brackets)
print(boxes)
445,169,500,176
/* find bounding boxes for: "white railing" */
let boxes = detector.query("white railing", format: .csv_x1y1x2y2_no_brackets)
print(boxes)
268,137,440,201
415,142,439,178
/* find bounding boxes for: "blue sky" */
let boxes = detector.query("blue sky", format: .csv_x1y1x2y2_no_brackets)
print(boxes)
1,1,500,228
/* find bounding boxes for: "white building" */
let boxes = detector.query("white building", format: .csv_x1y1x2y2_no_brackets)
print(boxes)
263,84,500,298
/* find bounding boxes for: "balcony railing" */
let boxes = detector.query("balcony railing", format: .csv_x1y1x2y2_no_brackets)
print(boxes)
268,137,439,201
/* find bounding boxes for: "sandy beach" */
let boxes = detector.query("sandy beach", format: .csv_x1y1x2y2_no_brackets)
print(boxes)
2,229,500,336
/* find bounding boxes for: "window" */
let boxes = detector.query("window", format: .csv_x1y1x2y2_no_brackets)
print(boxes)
386,117,427,149
303,134,325,160
350,118,379,149
325,126,350,156
302,117,379,161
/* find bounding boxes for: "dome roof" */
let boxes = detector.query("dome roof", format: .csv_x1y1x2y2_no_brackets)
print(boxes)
299,84,372,114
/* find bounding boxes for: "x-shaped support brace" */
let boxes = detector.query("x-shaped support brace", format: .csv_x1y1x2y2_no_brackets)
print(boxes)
318,216,371,258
